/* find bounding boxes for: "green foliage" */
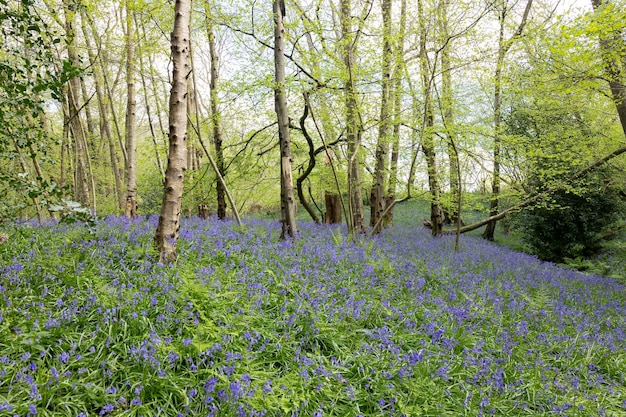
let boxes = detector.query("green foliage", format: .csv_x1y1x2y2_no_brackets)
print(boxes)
516,170,626,263
0,1,78,220
48,199,95,227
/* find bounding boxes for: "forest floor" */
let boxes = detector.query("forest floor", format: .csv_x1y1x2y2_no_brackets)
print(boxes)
0,212,625,416
284,198,626,283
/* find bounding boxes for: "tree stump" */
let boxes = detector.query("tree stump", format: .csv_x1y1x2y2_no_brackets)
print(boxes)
198,204,211,219
324,192,342,224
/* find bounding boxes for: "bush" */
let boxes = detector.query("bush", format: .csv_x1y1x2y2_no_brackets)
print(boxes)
517,173,625,263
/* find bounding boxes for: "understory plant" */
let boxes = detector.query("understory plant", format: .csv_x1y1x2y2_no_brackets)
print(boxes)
0,215,624,416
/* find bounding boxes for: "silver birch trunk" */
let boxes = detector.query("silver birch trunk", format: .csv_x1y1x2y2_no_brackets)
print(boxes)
155,0,191,262
124,1,138,218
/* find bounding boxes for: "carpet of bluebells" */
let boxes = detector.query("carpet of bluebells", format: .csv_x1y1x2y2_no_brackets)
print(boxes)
0,214,625,417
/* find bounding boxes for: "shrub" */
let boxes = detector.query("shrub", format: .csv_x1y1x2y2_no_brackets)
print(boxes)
517,172,625,263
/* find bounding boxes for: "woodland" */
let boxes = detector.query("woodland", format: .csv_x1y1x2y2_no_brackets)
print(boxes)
1,0,626,415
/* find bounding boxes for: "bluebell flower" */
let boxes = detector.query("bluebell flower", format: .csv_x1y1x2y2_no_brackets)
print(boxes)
99,403,114,416
204,377,218,393
230,380,244,400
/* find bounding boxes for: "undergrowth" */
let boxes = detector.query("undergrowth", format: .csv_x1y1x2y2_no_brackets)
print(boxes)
0,215,624,416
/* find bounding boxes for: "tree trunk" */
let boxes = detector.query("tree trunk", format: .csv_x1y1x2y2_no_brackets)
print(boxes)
406,76,421,198
124,0,138,218
386,0,407,227
418,0,442,236
591,0,626,138
483,0,533,240
185,54,199,219
296,93,322,224
370,0,393,234
12,138,44,224
86,14,129,186
81,13,124,211
63,2,91,210
325,192,342,224
135,15,166,182
205,1,227,220
60,96,70,188
155,0,191,262
483,10,505,241
79,75,96,157
440,0,461,227
274,0,298,239
340,0,365,234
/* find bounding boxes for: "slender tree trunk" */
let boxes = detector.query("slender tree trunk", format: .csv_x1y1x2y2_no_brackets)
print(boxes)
418,0,442,236
341,0,365,233
296,92,322,224
370,0,393,234
274,0,298,239
79,75,97,157
11,138,44,224
406,75,420,197
483,0,533,240
440,0,461,226
60,96,70,188
483,12,505,240
145,40,169,141
59,135,66,188
124,0,138,218
135,15,166,181
81,13,124,211
155,0,191,262
63,2,91,210
186,22,242,226
87,14,128,168
186,55,198,219
79,78,95,135
385,0,406,227
205,1,227,219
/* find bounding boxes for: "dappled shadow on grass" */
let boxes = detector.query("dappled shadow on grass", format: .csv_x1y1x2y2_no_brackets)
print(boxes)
0,215,624,416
